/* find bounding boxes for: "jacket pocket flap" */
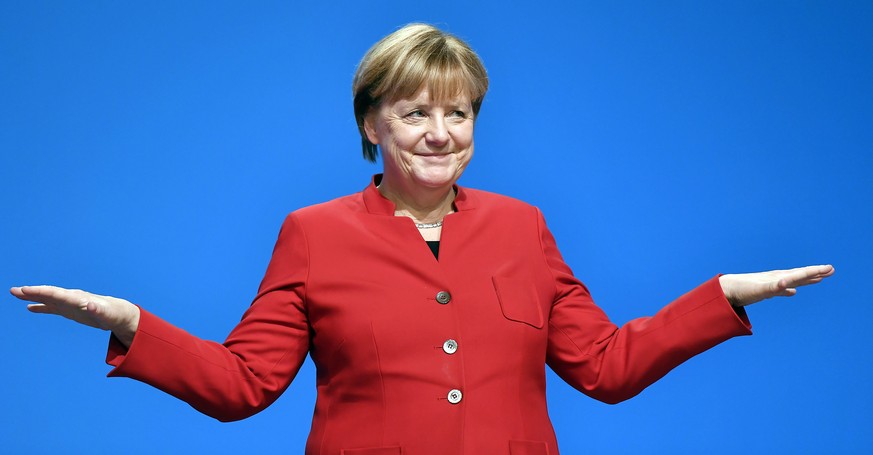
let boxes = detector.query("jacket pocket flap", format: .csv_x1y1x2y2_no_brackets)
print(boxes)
492,276,544,329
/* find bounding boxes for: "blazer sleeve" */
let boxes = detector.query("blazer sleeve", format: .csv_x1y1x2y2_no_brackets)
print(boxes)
105,213,311,421
539,209,752,404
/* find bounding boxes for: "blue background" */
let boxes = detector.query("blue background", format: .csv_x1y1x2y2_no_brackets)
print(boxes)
2,1,870,453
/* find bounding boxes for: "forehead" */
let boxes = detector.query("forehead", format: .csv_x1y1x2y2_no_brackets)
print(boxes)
388,86,472,107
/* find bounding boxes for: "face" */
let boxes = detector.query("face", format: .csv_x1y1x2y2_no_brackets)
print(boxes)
364,88,475,191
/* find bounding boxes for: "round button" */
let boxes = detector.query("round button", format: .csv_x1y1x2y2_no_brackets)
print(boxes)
436,291,452,304
447,389,463,404
442,339,458,354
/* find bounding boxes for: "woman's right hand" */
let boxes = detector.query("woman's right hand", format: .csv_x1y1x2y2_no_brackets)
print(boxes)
10,286,140,347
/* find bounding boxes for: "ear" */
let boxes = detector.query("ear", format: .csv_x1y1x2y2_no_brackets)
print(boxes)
363,111,380,145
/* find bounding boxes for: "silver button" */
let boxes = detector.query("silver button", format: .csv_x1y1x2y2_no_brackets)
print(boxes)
447,389,463,404
436,291,451,304
442,339,458,355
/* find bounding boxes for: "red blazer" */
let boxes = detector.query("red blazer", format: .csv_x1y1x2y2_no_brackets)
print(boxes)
107,176,752,455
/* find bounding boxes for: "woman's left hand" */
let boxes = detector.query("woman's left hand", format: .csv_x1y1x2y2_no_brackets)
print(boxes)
718,264,834,307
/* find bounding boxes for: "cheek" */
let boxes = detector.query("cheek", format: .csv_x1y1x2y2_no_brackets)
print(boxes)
460,143,474,168
386,126,421,150
455,125,475,150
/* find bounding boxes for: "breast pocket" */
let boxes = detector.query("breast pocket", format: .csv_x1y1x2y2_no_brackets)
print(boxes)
492,275,544,329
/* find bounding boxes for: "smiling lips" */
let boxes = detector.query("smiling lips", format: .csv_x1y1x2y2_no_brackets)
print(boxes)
415,152,452,158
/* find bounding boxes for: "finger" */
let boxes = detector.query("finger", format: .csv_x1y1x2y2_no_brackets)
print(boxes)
781,266,832,288
26,303,57,315
16,285,82,306
10,286,28,299
812,264,835,273
12,285,62,302
802,264,834,278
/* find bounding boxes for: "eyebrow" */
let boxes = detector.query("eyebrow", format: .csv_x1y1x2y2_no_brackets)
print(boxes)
398,98,472,108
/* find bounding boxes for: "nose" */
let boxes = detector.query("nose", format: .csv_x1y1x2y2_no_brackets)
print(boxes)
425,116,449,147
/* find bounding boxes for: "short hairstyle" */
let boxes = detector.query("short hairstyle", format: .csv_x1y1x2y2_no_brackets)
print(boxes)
353,23,489,162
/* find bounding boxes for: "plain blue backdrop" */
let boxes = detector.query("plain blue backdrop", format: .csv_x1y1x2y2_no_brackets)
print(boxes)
1,1,870,453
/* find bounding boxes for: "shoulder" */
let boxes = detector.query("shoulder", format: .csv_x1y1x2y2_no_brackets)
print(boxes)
290,191,366,220
270,191,367,240
461,186,542,220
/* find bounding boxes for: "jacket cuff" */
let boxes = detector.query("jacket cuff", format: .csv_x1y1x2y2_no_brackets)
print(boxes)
105,305,157,376
709,274,752,333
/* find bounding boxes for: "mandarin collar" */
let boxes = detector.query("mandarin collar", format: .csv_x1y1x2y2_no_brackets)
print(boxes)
362,174,475,216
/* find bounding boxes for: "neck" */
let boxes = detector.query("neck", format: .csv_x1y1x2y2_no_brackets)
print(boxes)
377,175,455,224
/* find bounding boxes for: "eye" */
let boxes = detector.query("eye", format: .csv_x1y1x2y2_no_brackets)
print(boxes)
448,110,468,119
405,109,426,118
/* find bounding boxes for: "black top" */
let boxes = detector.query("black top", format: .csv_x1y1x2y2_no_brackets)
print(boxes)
426,240,439,259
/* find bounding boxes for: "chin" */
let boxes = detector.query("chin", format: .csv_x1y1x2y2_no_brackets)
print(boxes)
412,170,459,188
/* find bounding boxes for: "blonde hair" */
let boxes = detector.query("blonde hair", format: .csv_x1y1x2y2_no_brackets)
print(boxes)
353,23,489,161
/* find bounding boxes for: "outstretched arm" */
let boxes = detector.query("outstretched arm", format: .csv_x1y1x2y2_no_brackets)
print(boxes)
719,264,835,307
8,214,311,422
10,286,140,347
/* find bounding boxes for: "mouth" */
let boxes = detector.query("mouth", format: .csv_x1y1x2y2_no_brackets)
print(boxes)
415,153,452,162
414,151,452,157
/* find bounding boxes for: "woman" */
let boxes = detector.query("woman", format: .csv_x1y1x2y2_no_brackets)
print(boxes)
11,24,833,455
